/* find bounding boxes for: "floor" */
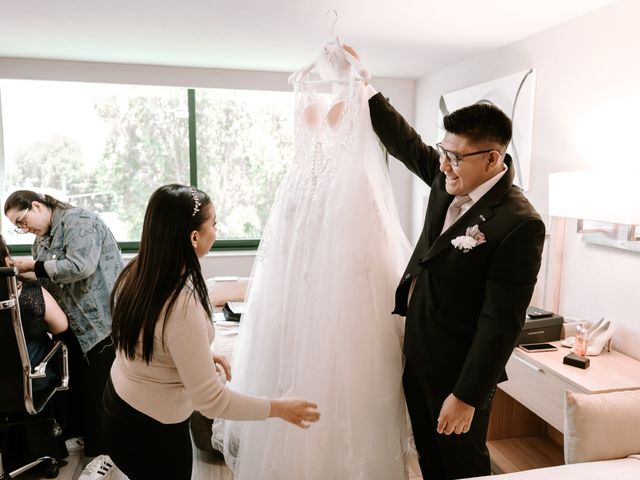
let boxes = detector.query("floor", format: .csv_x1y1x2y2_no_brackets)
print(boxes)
17,440,422,479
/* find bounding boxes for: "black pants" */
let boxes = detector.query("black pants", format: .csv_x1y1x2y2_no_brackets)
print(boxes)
103,377,192,480
55,330,114,457
403,362,492,479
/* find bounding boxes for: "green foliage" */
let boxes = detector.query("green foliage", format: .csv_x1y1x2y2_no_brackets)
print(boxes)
9,135,92,194
195,91,293,238
93,91,191,238
7,87,293,242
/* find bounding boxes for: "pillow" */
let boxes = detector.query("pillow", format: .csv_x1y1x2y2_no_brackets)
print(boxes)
564,389,640,464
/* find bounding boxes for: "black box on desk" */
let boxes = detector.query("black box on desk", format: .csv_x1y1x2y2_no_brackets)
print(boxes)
516,308,564,345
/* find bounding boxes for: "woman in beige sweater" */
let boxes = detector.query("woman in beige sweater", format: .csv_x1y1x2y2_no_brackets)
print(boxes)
104,184,319,480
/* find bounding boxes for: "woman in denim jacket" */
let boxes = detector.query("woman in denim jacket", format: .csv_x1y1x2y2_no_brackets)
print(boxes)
5,190,123,479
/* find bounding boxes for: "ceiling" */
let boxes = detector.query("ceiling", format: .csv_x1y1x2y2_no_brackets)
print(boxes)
0,0,622,79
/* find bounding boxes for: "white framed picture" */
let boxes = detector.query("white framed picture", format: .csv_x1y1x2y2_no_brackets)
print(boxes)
438,69,536,191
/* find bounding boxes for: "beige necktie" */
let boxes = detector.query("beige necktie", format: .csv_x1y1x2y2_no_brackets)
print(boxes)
441,194,471,233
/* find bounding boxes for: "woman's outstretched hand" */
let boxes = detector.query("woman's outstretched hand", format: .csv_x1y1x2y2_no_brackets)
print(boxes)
270,398,320,428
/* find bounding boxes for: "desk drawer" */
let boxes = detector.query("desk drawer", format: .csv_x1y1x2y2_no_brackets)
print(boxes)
500,353,585,432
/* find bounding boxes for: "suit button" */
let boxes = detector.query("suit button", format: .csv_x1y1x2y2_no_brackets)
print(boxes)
404,274,411,279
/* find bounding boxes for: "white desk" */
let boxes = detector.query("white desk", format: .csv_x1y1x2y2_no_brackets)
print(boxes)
487,342,640,474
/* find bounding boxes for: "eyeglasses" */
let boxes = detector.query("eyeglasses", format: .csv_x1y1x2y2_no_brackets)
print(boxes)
436,142,496,167
13,207,31,234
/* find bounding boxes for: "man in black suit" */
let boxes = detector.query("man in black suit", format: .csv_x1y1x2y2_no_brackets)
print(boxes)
344,45,545,480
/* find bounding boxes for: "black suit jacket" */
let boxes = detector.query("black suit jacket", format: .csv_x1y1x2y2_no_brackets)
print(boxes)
369,93,546,409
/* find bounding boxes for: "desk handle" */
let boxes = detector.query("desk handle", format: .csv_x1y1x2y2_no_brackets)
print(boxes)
514,355,543,372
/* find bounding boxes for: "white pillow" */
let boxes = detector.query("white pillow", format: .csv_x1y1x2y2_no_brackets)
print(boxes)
564,390,640,464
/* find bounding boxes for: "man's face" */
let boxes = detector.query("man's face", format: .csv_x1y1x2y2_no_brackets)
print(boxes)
439,132,496,196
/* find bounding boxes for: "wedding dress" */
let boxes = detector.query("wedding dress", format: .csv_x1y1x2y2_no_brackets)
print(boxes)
214,42,412,479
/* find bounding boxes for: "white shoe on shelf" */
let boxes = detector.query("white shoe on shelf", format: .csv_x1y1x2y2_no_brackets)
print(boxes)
64,436,84,453
587,317,605,336
78,454,116,480
562,317,606,349
586,319,613,356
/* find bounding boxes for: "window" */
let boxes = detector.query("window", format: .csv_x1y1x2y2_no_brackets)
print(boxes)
0,79,293,251
195,88,293,239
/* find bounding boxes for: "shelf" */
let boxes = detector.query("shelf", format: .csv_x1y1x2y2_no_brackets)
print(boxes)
487,435,564,474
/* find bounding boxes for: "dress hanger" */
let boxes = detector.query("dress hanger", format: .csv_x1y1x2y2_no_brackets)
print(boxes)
327,9,339,46
289,10,365,85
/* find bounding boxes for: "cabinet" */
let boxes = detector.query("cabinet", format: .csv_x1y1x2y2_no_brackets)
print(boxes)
487,342,640,474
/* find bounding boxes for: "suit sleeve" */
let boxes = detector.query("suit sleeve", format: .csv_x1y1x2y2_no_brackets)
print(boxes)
452,217,546,409
368,92,441,187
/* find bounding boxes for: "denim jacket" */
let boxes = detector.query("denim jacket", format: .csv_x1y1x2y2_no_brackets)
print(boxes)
33,207,123,354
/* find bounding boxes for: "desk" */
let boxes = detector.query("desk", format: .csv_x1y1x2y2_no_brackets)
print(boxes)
487,342,640,474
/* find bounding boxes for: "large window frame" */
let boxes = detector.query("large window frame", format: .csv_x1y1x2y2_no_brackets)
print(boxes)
1,83,293,254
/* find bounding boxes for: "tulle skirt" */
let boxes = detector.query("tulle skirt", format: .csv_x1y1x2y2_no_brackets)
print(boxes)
214,88,412,479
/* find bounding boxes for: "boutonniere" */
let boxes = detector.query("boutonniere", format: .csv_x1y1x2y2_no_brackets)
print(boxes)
451,225,486,253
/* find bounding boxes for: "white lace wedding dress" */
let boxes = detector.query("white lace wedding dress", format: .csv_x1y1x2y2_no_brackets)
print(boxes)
213,43,412,479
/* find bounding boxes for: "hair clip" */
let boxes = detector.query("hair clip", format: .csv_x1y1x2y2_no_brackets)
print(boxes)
190,187,201,217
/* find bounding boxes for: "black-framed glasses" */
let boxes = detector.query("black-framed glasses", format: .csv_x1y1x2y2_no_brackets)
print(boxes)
436,142,496,167
13,207,31,234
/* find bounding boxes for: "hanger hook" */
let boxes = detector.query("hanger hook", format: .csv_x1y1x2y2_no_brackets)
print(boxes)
326,9,338,39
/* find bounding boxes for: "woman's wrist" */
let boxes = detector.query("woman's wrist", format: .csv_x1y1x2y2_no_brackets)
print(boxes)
269,399,280,418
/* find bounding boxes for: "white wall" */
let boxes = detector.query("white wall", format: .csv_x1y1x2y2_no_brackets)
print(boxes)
413,0,640,359
0,58,416,278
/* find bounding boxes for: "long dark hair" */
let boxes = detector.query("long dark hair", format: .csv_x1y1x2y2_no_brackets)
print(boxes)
110,184,213,363
4,190,73,214
0,235,11,264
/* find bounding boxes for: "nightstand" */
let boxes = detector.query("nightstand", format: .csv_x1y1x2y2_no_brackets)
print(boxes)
487,342,640,474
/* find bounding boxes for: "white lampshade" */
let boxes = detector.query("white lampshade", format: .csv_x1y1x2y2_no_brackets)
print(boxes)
549,171,640,225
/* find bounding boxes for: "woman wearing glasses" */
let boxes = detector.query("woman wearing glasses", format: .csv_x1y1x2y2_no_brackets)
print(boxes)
4,190,123,480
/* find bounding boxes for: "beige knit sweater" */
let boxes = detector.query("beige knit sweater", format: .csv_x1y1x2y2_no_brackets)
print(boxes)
111,285,270,424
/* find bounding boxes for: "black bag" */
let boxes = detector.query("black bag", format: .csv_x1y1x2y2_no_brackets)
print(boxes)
10,414,68,466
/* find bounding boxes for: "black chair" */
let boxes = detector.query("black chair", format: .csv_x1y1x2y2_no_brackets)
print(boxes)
0,267,69,479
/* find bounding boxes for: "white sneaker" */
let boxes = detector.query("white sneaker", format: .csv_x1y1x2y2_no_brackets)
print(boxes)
78,454,115,480
64,436,84,453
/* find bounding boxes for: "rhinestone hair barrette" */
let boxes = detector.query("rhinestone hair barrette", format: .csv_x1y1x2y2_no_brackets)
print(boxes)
190,187,201,217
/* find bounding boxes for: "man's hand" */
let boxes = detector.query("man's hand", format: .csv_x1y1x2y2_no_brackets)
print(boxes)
342,44,360,62
212,352,232,381
437,393,475,435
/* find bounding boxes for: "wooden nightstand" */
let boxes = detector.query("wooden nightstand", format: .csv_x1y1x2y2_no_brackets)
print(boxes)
487,342,640,474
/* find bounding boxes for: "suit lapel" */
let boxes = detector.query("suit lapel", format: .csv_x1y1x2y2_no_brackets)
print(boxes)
420,155,515,264
425,180,454,248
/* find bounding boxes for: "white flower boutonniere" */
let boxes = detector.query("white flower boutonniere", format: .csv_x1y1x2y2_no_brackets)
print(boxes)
451,225,486,253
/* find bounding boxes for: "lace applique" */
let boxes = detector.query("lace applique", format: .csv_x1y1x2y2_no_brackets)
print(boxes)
256,80,363,265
